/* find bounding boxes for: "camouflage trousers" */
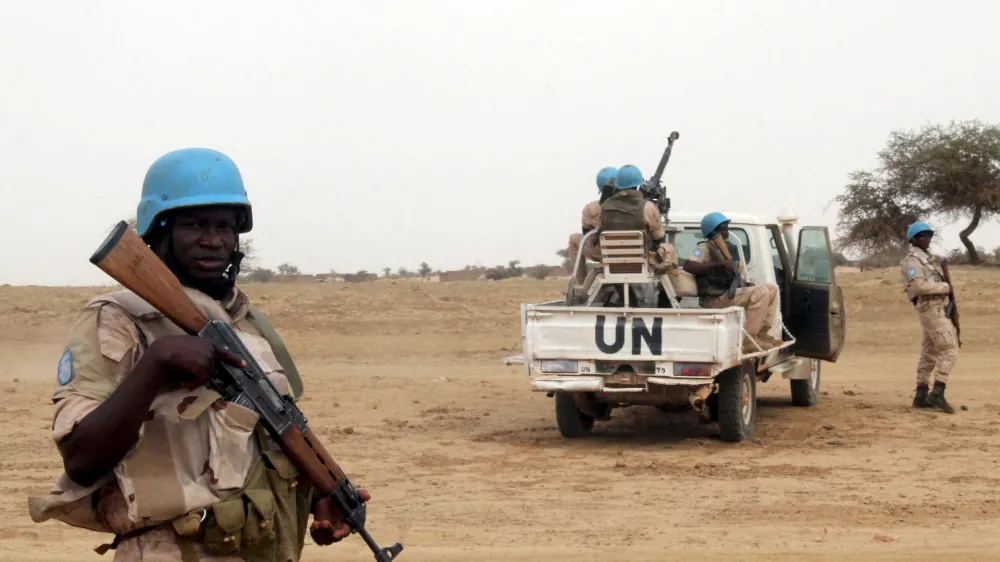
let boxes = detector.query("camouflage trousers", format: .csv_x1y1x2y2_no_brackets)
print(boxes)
702,284,778,338
916,298,959,385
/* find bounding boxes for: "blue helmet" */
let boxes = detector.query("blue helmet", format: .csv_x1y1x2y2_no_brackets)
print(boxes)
907,221,933,240
596,166,618,190
615,164,644,190
136,148,253,238
700,212,730,238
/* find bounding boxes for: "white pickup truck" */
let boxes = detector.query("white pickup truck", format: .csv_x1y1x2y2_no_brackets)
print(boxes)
505,210,846,442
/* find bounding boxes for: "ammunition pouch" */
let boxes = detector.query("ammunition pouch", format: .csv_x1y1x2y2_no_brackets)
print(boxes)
171,449,313,562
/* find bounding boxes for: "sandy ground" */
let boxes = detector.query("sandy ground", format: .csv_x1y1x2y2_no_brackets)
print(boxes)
2,267,999,561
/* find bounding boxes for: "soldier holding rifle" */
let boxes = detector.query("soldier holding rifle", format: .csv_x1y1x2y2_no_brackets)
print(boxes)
683,212,782,352
900,221,960,414
29,148,387,561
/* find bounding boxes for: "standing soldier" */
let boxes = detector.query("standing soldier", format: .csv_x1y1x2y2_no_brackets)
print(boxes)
28,148,367,560
900,221,958,413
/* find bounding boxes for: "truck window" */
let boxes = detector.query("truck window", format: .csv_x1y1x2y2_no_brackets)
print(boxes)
795,229,832,283
675,228,751,264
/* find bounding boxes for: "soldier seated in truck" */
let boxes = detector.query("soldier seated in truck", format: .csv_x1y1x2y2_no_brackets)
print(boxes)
683,212,783,351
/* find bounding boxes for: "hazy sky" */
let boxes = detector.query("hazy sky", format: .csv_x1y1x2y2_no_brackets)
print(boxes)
2,0,999,286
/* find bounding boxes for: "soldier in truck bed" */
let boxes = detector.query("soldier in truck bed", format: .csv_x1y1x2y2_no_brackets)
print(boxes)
683,212,782,351
597,164,673,274
567,166,618,272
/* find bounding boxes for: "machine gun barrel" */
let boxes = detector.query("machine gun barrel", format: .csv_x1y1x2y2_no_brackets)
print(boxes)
641,131,680,224
647,131,679,189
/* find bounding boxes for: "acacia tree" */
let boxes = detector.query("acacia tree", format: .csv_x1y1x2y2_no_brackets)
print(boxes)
556,248,572,271
836,120,1000,264
238,236,258,270
276,263,300,276
832,171,923,256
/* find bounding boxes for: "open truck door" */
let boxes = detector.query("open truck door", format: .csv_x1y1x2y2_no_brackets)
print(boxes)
788,226,846,362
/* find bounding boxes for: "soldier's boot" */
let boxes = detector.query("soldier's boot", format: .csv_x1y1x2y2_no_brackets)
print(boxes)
743,335,775,352
912,384,930,408
926,382,955,414
756,333,784,349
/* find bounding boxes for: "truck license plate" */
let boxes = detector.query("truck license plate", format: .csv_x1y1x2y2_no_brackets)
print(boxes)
608,372,640,386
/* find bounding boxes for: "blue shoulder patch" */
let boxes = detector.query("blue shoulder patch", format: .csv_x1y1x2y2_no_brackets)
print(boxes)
693,248,703,258
907,267,918,278
57,348,73,386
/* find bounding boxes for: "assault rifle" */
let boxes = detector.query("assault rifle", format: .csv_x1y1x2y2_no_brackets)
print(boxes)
89,221,403,562
640,131,680,222
940,258,962,348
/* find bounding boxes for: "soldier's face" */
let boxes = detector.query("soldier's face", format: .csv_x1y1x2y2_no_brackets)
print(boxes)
170,207,239,282
715,225,730,240
914,232,933,250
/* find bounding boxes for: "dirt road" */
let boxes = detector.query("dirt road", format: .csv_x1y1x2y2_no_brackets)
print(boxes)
2,267,999,561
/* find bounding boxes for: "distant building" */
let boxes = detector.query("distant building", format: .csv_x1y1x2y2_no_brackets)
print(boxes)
342,272,379,283
438,269,482,282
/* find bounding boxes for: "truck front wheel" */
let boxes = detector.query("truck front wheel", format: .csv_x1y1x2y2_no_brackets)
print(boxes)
717,361,756,442
555,392,595,438
790,359,821,407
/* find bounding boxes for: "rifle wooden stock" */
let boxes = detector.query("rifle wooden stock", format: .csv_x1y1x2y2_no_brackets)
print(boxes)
89,221,210,334
711,235,733,261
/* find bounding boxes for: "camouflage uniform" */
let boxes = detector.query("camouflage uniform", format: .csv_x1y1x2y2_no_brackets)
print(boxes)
687,241,780,348
900,246,959,389
29,287,312,561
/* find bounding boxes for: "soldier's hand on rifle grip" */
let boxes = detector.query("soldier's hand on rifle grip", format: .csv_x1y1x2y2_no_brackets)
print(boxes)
717,261,735,274
310,490,372,546
148,335,246,390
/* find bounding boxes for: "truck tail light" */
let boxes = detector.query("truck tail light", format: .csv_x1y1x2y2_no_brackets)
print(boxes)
673,362,712,377
540,360,579,374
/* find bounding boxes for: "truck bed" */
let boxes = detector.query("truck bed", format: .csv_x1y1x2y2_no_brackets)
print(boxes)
515,301,747,384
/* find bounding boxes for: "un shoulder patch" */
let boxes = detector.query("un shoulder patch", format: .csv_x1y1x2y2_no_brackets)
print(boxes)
907,267,918,279
57,348,74,386
693,248,703,258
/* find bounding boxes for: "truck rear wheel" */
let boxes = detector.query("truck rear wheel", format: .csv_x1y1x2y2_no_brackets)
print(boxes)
555,392,595,438
717,361,756,442
790,359,821,407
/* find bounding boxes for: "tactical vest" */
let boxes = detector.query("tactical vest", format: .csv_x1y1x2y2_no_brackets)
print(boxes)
86,289,311,561
91,289,312,562
599,190,646,232
695,242,736,299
